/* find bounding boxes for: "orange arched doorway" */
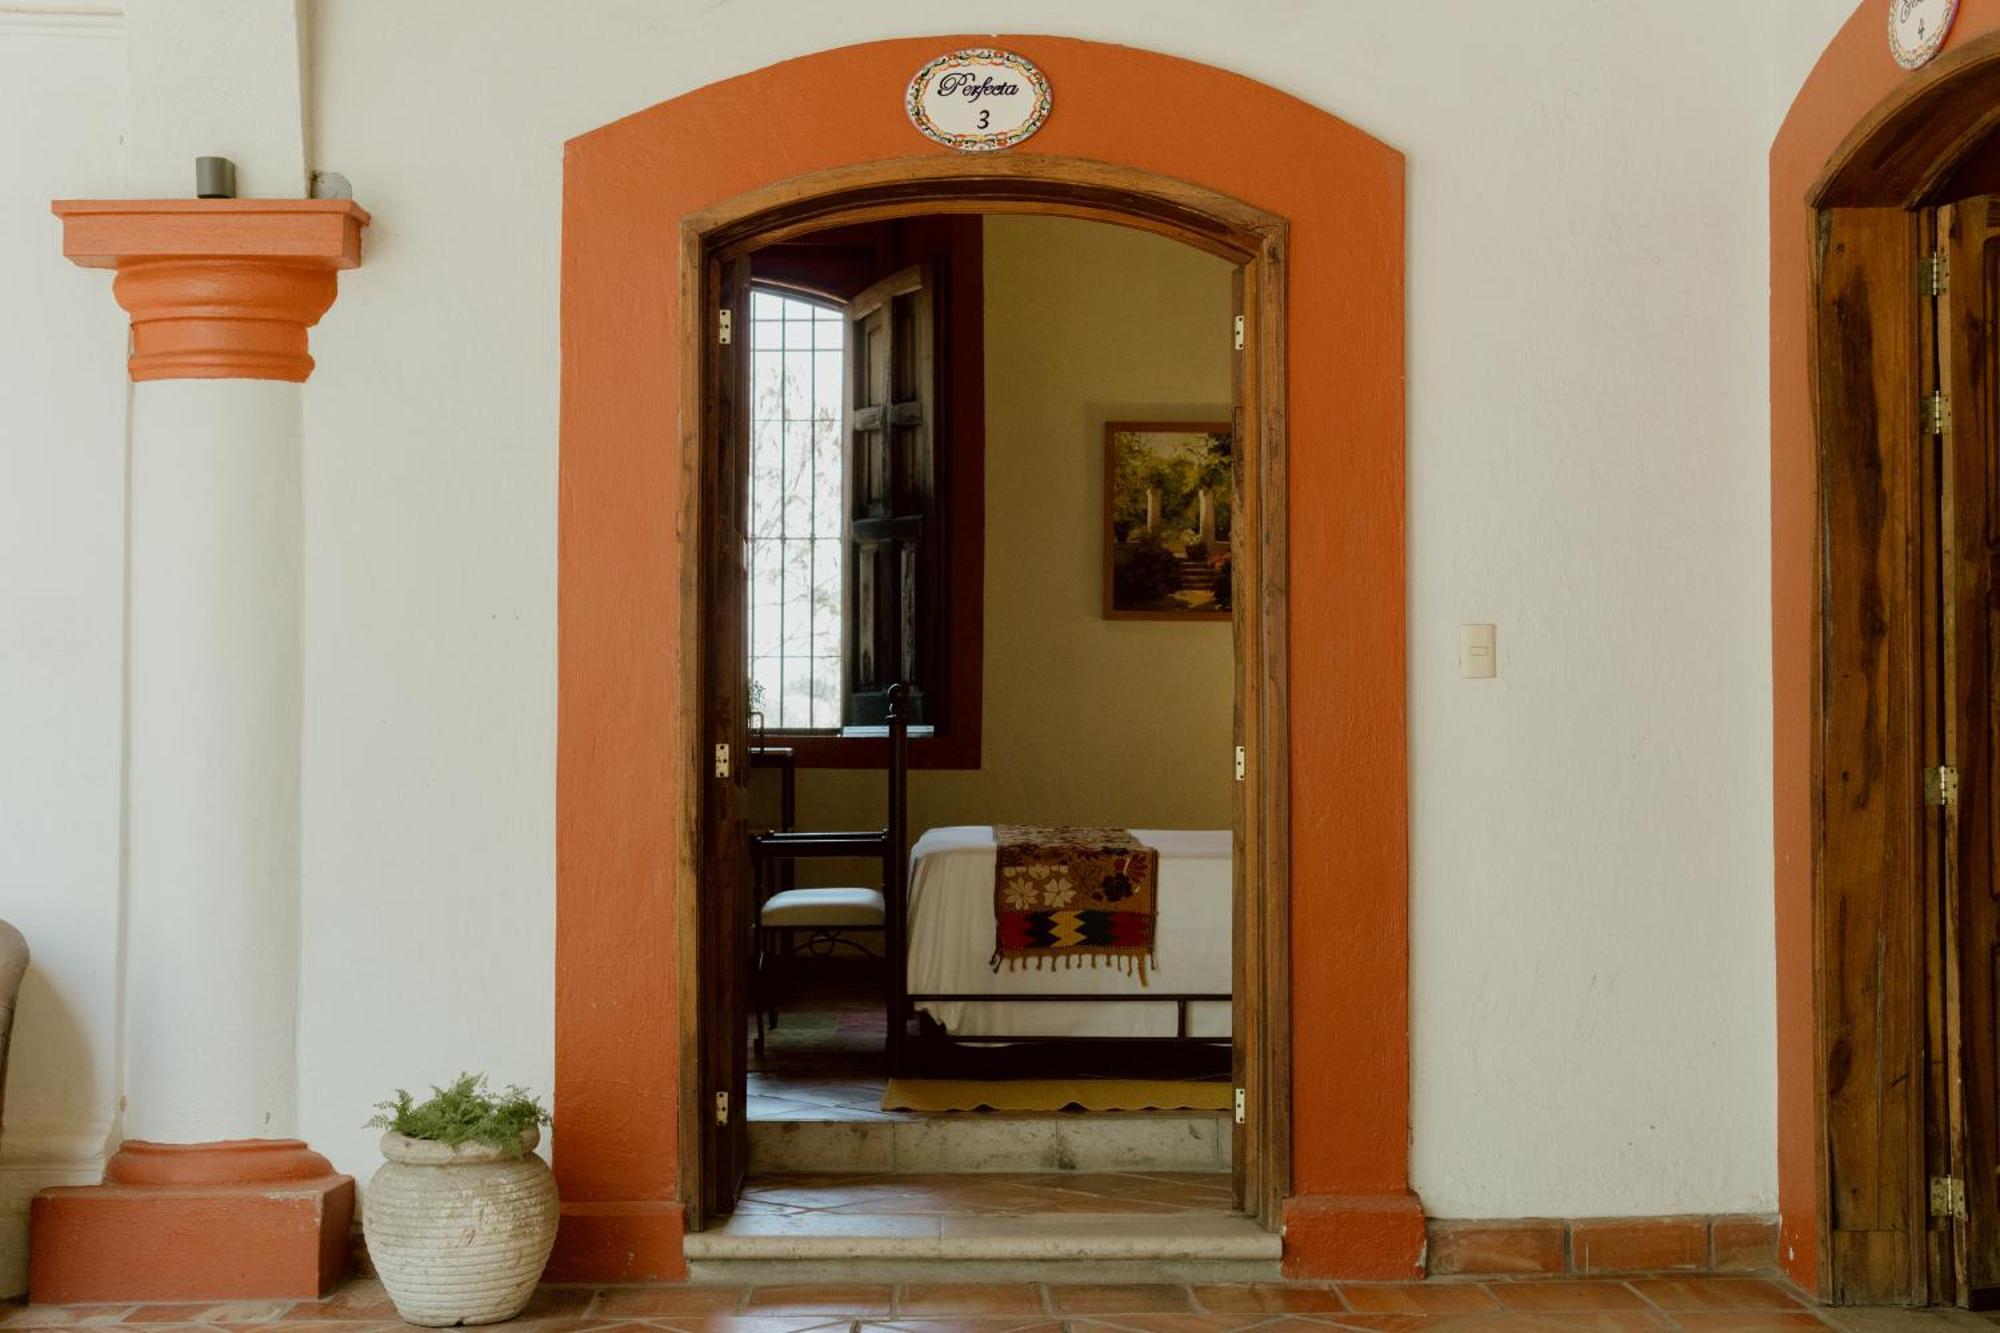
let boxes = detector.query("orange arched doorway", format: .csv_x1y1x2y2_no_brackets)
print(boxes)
1774,0,2000,1306
553,36,1411,1281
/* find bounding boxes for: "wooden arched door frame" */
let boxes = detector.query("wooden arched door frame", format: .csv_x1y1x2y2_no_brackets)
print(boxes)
1776,8,2000,1307
555,36,1414,1283
678,157,1291,1225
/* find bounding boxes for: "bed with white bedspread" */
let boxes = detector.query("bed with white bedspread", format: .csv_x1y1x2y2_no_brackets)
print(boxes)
904,825,1234,1041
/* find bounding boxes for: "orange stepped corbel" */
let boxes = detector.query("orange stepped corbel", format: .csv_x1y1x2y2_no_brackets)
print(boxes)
51,198,368,381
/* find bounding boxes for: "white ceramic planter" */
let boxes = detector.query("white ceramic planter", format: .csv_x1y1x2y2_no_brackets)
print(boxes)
363,1128,558,1327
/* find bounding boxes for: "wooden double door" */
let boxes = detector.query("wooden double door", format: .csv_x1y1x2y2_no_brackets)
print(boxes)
1818,194,2000,1306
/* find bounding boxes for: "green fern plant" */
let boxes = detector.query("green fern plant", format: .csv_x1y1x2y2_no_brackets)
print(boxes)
366,1073,550,1156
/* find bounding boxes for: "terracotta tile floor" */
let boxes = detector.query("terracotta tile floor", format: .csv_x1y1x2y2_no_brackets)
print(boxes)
4,1275,1993,1332
736,1171,1238,1216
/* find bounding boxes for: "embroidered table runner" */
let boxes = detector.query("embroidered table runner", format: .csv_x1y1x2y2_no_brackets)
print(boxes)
992,825,1159,984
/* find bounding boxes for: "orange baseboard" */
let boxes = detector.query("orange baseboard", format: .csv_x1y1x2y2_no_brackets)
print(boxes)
544,1200,688,1283
1282,1191,1427,1280
30,1175,353,1303
1427,1213,1781,1277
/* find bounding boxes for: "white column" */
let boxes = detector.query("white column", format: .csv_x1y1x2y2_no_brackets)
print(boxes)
121,380,302,1145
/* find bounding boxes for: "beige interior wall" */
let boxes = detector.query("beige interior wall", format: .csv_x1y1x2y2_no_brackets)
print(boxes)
765,214,1236,868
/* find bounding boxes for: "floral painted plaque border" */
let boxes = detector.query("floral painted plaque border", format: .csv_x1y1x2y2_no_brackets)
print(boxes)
906,48,1052,152
1889,0,1959,69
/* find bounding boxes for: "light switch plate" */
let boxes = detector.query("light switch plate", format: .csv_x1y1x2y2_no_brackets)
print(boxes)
1460,623,1496,678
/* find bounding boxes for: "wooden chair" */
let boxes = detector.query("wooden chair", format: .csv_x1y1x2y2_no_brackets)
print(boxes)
748,685,911,1072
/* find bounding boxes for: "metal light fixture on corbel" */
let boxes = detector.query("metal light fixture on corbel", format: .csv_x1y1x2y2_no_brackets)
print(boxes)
194,155,236,199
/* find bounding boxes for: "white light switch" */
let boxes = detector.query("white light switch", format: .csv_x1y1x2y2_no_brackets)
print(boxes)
1460,623,1496,678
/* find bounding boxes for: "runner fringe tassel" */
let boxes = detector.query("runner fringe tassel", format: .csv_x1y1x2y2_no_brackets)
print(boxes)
994,950,1152,985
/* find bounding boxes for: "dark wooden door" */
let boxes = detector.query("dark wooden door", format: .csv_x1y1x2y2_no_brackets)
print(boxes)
1814,207,1932,1305
1224,251,1284,1227
844,265,936,725
1229,266,1251,1213
695,253,755,1227
1937,196,2000,1304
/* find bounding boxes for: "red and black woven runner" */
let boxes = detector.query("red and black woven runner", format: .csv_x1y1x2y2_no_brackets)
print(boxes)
991,825,1159,984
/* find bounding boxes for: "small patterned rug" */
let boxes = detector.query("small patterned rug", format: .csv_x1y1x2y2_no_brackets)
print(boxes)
992,825,1159,983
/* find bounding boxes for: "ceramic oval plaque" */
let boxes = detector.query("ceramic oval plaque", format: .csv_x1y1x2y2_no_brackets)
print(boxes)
906,49,1051,152
1890,0,1959,69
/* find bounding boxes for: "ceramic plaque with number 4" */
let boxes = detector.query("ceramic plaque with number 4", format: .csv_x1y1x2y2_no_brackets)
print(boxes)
1890,0,1959,69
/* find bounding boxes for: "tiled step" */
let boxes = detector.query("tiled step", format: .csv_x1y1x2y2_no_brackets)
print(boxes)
683,1209,1281,1265
749,1111,1230,1173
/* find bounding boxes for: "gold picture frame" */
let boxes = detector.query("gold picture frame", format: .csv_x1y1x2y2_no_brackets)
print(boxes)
1102,420,1233,621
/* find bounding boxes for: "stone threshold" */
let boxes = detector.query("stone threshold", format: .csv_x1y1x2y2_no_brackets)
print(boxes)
748,1111,1229,1173
686,1255,1287,1284
683,1209,1279,1264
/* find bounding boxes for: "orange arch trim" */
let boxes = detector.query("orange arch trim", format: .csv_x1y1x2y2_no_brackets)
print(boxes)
556,35,1410,1280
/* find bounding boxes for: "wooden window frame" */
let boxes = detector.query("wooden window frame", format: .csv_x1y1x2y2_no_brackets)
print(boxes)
741,285,850,736
746,219,984,770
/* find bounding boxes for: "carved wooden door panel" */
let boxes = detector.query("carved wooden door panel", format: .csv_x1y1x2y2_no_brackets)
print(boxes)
844,265,935,724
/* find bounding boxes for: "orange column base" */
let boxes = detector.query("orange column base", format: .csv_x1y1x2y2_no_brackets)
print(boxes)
545,1200,687,1283
29,1140,353,1304
1282,1191,1428,1280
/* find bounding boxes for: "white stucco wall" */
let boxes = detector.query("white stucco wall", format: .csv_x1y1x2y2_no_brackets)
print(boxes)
300,0,1780,1217
0,5,131,1297
0,2,1832,1280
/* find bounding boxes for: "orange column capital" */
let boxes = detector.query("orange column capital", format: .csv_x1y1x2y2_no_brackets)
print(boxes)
51,198,370,382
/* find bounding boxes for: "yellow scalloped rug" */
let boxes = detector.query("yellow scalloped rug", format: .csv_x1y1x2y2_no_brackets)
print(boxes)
881,1078,1232,1114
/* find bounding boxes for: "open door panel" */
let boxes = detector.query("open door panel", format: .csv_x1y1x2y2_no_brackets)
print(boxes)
693,253,755,1228
1936,196,2000,1305
842,263,937,729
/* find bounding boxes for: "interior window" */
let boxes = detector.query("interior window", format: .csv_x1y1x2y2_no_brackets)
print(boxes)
740,218,979,765
746,287,845,731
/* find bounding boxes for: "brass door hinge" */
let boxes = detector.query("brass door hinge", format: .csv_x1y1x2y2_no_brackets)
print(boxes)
1933,1175,1966,1218
714,1091,731,1125
1927,765,1959,806
1925,251,1950,298
1234,1087,1247,1125
1232,315,1245,351
1925,391,1952,437
1234,745,1246,781
714,742,732,779
718,309,733,345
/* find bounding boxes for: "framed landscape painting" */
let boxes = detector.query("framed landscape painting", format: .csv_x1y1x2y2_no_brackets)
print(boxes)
1102,421,1234,621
